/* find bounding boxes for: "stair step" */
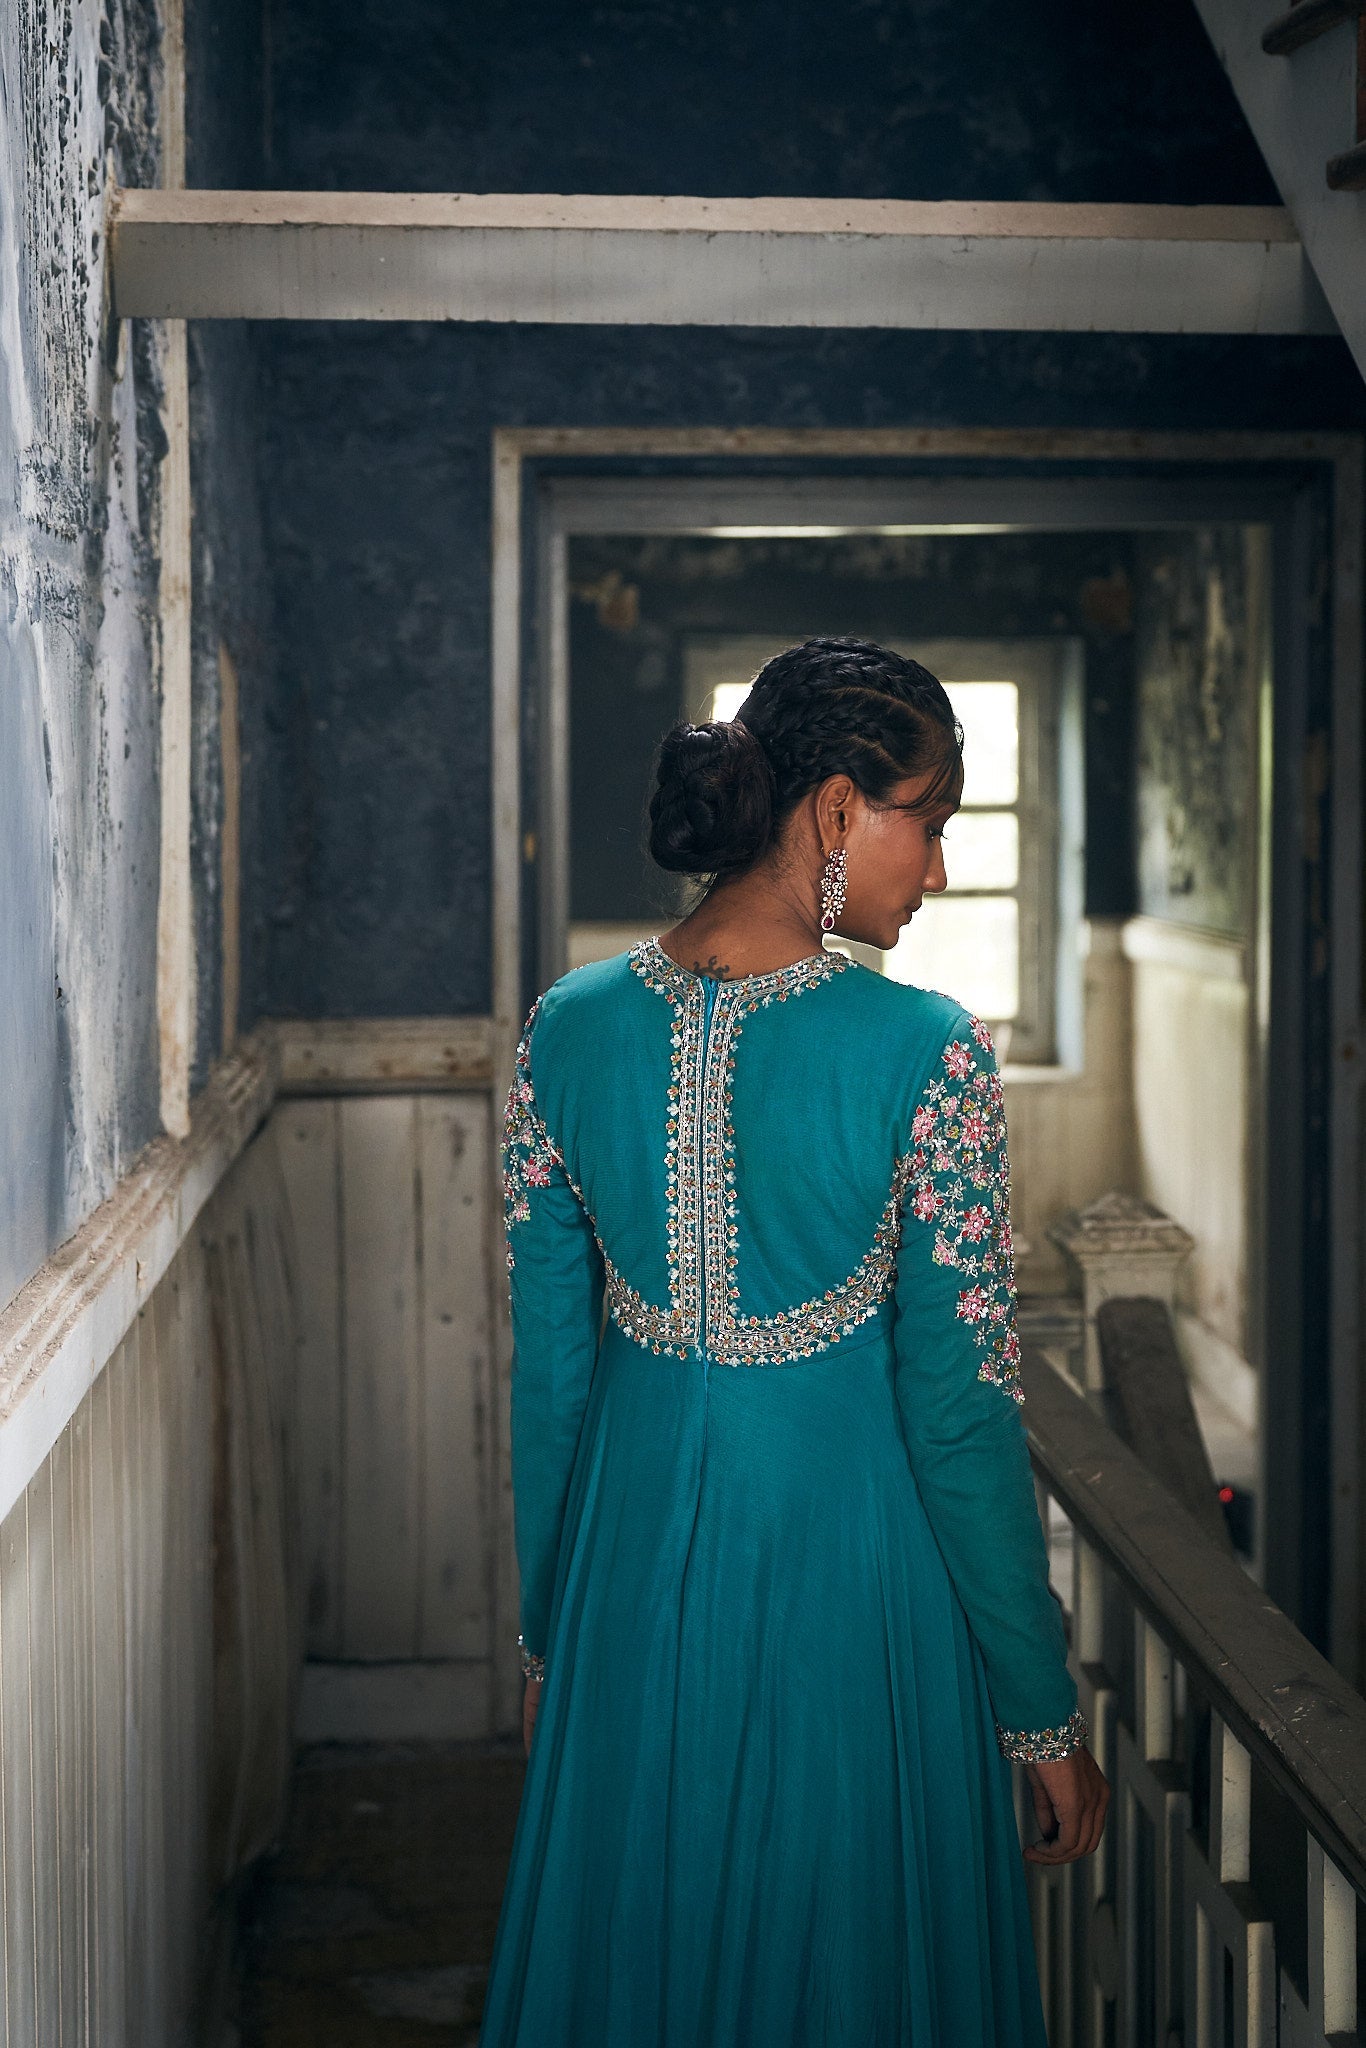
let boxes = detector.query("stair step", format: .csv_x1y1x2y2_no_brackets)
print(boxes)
1262,0,1362,57
1327,137,1366,185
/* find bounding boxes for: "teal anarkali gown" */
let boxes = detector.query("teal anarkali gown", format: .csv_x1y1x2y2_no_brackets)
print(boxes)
480,937,1086,2048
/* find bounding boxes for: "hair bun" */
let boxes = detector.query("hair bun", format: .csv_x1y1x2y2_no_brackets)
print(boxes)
647,720,774,876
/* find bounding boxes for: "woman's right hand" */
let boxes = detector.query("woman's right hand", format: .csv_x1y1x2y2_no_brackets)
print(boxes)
523,1674,543,1756
1021,1748,1110,1864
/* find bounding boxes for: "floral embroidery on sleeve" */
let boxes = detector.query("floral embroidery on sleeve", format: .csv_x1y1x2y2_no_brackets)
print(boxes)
502,998,562,1268
902,1015,1024,1402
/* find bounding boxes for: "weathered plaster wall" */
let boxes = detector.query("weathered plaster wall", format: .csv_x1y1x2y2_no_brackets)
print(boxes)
1134,528,1263,937
248,0,1366,1024
0,0,168,1306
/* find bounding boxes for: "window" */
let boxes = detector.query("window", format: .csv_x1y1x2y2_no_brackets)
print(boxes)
684,636,1073,1063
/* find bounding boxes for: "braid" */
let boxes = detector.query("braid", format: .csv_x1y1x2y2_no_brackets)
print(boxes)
646,636,962,881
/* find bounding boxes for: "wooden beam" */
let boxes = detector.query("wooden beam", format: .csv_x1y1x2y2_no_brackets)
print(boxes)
109,190,1333,334
271,1016,494,1093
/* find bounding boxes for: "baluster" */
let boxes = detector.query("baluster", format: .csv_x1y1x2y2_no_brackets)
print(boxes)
1119,1618,1187,2047
1184,1715,1274,2048
1135,1614,1173,1763
1307,1838,1357,2042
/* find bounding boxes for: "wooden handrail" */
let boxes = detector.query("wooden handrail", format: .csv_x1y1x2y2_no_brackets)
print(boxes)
1020,1347,1366,1898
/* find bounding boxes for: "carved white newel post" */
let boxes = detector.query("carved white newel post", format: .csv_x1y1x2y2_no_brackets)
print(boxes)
1048,1192,1194,1394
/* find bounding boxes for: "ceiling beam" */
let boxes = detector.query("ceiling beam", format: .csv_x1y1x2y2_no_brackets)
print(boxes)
109,190,1334,333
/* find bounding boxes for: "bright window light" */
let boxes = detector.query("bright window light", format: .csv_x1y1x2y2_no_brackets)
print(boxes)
708,682,750,723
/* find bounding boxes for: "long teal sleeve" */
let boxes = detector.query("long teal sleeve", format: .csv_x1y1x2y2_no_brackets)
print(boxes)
892,1012,1083,1757
503,999,606,1661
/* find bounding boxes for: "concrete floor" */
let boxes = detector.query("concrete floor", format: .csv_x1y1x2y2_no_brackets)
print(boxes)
237,1740,525,2046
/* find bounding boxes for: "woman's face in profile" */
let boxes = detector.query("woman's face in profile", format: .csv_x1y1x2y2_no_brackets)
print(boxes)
835,770,958,953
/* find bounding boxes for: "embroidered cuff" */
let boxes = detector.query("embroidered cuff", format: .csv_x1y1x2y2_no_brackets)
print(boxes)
518,1634,545,1682
995,1706,1088,1762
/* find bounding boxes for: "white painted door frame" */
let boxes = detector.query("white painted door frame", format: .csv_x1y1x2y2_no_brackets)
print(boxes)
490,424,1364,1682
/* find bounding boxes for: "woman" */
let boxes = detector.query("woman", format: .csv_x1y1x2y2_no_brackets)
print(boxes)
481,637,1109,2047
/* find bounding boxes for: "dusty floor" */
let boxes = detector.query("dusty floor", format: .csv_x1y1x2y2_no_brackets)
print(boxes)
237,1740,526,2046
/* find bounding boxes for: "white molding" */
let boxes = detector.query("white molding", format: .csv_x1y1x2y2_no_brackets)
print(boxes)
1122,914,1248,983
272,1016,494,1093
154,5,192,1138
0,1036,277,1529
108,190,1331,334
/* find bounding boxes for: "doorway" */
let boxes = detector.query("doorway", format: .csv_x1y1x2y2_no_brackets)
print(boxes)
491,430,1362,1681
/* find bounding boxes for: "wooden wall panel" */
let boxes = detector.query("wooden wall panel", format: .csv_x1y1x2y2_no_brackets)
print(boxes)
275,1100,344,1656
2,1492,36,2048
417,1095,492,1662
0,1122,302,2043
279,1087,503,1737
340,1096,423,1657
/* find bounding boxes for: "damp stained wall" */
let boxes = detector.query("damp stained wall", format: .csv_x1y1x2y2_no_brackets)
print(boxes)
1133,529,1264,939
0,0,168,1307
248,0,1366,1027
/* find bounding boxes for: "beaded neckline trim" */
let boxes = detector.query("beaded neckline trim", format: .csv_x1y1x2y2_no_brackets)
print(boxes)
634,935,846,1000
623,937,864,1364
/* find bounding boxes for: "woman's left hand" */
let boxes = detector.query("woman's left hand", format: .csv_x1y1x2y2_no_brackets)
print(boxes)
523,1674,543,1756
1021,1748,1110,1864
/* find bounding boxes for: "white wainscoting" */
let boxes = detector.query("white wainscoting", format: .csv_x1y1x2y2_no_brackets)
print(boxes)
0,1116,300,2046
1123,917,1253,1384
274,1092,501,1741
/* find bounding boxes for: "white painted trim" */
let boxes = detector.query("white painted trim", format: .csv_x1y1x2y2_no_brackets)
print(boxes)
112,191,1303,238
273,1016,494,1093
1121,915,1249,983
156,321,194,1138
0,1037,277,1530
108,190,1331,334
154,4,191,1136
296,1659,493,1743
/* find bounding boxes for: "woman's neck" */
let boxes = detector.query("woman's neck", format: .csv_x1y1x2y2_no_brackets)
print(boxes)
660,873,823,982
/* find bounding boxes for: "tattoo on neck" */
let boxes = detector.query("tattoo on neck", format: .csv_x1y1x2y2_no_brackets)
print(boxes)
691,954,733,980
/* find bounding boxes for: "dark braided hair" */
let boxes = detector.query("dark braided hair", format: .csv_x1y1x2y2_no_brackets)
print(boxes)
648,637,963,880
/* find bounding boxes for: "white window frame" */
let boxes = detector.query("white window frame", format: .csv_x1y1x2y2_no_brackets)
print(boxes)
683,633,1074,1064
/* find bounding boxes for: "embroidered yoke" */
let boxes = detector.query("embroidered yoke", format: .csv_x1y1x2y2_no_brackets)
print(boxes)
501,938,1084,1764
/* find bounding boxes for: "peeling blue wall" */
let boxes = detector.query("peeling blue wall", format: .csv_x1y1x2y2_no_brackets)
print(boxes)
246,0,1366,1023
0,0,167,1305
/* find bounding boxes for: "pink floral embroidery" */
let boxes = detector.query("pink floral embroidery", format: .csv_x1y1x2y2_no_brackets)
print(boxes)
902,1014,1024,1402
502,998,564,1268
942,1040,974,1081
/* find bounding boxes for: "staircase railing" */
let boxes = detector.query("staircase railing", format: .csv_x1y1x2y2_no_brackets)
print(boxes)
1018,1343,1366,2047
1261,0,1366,190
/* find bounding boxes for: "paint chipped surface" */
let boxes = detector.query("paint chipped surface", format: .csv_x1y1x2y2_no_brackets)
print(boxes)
0,0,167,1304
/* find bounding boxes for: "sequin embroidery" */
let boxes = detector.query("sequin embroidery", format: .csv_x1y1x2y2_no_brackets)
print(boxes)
900,1018,1023,1401
503,998,555,1268
995,1706,1088,1762
629,939,922,1366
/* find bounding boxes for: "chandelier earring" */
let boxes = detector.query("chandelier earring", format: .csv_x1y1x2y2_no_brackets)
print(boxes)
819,846,848,933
